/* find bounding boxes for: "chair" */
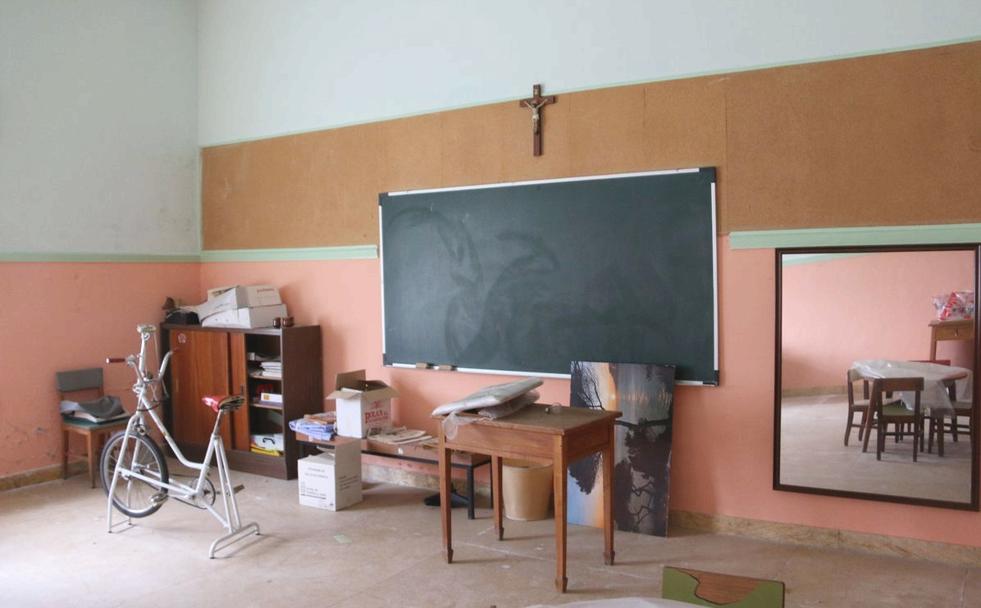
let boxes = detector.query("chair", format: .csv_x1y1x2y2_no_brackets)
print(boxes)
862,377,924,462
57,368,129,488
844,368,899,446
662,566,785,607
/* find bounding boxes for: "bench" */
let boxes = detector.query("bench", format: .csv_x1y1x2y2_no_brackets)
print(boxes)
294,432,490,519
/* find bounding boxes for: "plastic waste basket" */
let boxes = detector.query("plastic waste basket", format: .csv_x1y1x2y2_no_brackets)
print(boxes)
502,459,553,521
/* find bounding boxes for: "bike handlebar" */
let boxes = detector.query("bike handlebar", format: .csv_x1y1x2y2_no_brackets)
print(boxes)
106,357,127,364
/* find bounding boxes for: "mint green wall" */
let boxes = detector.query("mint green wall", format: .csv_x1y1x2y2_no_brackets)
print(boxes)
0,0,199,256
198,0,981,146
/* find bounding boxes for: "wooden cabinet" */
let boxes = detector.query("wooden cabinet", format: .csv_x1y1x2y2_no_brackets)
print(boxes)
162,324,322,479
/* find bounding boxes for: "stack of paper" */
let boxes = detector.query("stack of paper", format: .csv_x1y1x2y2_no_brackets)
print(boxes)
259,361,282,379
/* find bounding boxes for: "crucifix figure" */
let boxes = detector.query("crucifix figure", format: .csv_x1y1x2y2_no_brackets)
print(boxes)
520,83,556,156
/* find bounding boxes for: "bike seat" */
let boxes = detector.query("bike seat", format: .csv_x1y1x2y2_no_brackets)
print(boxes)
202,395,245,413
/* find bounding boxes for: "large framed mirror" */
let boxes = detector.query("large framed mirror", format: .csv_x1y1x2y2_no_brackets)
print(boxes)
774,245,980,510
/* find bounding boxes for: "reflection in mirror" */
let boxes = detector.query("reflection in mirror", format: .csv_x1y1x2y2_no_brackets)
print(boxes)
776,248,978,508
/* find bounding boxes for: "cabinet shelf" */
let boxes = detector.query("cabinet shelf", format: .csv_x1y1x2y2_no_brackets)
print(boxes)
251,401,284,411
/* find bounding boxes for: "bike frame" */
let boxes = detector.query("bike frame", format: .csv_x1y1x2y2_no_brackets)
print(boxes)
105,324,259,557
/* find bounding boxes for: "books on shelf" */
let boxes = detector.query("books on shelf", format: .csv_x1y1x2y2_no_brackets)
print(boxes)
258,361,282,379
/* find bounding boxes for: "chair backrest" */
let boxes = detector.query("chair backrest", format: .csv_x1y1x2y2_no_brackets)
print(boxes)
846,368,869,403
55,368,104,399
871,377,923,415
662,566,785,607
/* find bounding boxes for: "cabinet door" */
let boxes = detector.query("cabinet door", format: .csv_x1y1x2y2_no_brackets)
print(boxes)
169,329,231,447
228,333,251,451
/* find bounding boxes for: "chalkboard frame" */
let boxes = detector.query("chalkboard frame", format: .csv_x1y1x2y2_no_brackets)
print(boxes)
379,168,719,385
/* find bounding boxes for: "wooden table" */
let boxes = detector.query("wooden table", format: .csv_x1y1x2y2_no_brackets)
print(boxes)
929,318,974,360
436,404,621,592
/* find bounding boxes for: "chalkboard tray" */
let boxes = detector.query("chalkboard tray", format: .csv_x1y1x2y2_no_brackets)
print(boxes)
380,168,718,384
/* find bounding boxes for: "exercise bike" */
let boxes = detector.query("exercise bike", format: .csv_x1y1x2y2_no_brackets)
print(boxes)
100,324,260,557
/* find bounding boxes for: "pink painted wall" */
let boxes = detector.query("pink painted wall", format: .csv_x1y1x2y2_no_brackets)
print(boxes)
0,262,200,477
200,239,981,549
782,251,975,391
5,248,980,548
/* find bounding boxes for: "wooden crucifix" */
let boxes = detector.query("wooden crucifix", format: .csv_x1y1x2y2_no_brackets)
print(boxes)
519,83,556,156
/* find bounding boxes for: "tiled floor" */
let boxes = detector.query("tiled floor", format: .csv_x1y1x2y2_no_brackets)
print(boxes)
2,469,979,607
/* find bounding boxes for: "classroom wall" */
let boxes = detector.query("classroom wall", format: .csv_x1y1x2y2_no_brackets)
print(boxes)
0,263,200,477
197,0,981,146
0,0,199,256
196,38,981,549
781,251,976,391
199,240,981,548
0,1,200,478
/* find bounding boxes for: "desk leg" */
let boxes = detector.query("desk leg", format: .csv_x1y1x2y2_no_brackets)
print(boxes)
603,426,615,566
553,439,568,593
438,433,453,564
491,456,504,540
466,466,476,520
62,429,70,480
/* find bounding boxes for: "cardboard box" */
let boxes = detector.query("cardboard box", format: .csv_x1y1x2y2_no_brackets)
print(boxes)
327,370,398,438
201,303,287,329
196,285,282,320
297,438,362,511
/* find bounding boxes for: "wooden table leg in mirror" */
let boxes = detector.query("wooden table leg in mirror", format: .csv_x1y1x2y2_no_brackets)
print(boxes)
438,430,453,564
603,425,615,566
491,455,504,540
553,437,568,593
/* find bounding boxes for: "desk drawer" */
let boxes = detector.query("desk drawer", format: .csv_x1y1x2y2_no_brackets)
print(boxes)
935,322,973,341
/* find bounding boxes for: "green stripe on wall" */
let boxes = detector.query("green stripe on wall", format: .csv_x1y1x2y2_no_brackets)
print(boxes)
200,245,378,262
730,223,981,250
0,252,199,263
0,245,378,263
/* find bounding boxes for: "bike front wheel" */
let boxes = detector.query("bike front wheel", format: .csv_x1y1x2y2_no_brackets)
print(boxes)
100,431,169,518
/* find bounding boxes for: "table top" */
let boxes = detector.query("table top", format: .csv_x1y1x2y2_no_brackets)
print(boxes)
437,404,621,435
294,431,490,465
928,318,975,328
852,359,973,413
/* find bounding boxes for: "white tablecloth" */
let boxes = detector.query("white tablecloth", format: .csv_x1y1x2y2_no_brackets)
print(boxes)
852,359,972,415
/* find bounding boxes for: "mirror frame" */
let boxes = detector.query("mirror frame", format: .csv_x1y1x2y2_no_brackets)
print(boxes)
773,243,981,511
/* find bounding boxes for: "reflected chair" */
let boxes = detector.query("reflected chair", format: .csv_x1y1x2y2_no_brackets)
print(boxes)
863,377,924,462
844,368,899,446
662,566,785,607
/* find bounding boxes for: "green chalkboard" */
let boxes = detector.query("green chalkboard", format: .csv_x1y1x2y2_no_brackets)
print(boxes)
380,168,718,384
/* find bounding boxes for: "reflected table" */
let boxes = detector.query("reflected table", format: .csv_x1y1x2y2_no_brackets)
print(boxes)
852,359,972,456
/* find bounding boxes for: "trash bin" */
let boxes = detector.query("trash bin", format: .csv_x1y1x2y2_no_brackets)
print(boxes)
502,459,553,521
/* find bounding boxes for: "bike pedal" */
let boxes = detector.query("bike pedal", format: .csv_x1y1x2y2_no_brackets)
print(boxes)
150,491,168,505
232,484,245,494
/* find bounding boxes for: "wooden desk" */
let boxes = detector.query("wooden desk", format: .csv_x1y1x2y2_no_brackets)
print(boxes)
929,319,974,360
436,404,621,592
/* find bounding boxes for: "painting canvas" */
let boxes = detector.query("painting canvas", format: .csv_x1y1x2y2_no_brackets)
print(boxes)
567,361,676,537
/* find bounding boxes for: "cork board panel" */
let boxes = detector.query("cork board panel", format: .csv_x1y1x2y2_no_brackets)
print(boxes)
203,41,981,249
643,75,728,226
567,83,649,176
374,114,442,194
725,42,981,232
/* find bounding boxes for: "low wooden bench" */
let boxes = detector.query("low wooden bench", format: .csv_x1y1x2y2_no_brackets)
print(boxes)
294,432,490,519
